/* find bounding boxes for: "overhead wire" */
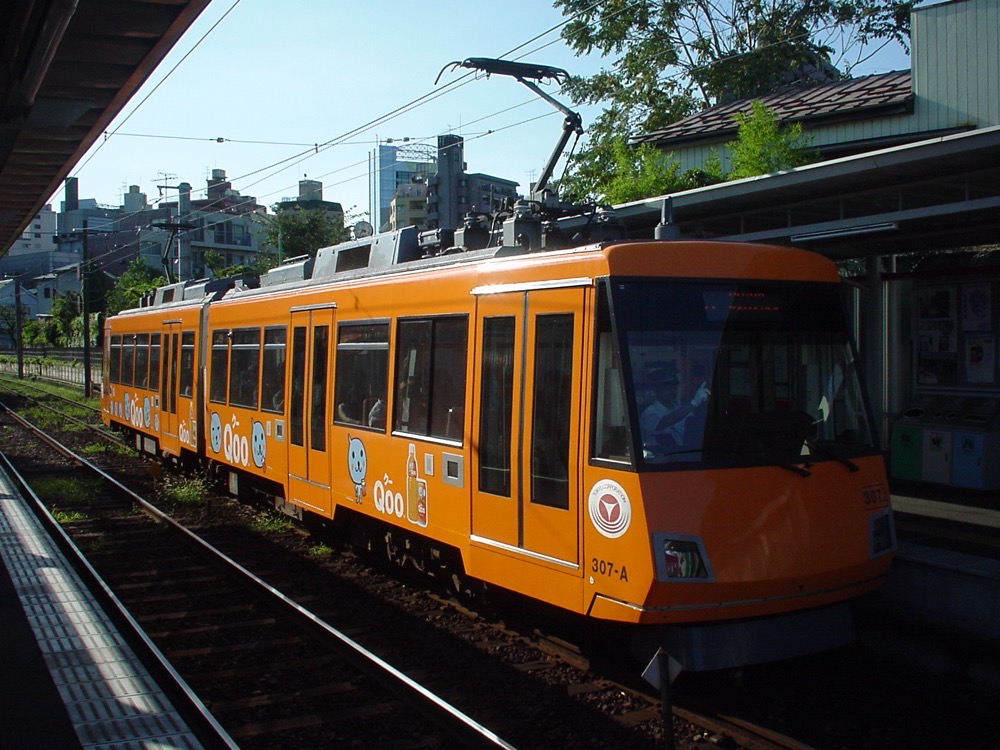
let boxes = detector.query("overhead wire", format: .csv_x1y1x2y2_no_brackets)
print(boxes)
64,0,638,250
71,0,245,178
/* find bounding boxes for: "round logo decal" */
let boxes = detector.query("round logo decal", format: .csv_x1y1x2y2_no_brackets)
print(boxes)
588,479,632,538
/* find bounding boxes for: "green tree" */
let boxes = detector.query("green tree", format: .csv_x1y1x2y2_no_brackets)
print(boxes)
106,259,167,316
27,316,60,348
203,249,226,277
0,303,25,347
598,138,685,204
255,207,349,260
726,101,816,179
50,293,79,346
555,0,913,188
562,102,816,203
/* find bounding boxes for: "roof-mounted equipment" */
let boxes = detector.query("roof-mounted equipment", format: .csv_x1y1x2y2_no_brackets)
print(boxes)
436,57,583,205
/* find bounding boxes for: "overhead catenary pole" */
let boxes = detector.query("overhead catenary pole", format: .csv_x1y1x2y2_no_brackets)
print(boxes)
82,219,92,397
14,277,24,379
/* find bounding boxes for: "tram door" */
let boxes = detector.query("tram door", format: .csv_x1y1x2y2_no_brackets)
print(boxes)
159,321,181,456
471,287,584,566
287,306,335,515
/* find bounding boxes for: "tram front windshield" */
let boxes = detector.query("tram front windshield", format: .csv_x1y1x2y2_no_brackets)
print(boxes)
594,280,878,469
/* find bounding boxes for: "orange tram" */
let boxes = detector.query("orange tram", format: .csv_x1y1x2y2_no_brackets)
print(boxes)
102,222,896,671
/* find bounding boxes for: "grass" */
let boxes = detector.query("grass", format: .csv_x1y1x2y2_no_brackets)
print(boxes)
33,477,100,506
156,473,208,507
80,441,138,457
51,508,87,524
246,513,293,534
21,405,61,429
307,543,333,557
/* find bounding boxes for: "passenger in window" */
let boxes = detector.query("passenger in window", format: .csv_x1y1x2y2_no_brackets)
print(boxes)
367,398,385,428
640,362,709,456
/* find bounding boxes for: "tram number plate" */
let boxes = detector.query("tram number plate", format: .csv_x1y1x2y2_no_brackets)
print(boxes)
591,558,629,581
862,484,890,509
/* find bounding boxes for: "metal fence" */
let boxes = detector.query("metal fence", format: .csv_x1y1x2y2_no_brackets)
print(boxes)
0,348,102,392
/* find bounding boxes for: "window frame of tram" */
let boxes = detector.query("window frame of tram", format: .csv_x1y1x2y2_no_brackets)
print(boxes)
179,331,195,398
149,334,160,392
133,333,149,388
288,322,330,450
261,327,287,414
530,313,573,510
392,315,469,442
310,324,329,451
590,281,634,469
109,335,122,384
121,334,135,387
333,321,389,432
478,316,515,497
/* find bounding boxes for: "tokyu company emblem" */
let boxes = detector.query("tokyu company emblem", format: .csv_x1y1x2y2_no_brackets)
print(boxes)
588,480,631,538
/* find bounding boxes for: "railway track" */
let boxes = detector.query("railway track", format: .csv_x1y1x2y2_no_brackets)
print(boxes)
0,377,819,749
0,402,515,749
4,378,1000,749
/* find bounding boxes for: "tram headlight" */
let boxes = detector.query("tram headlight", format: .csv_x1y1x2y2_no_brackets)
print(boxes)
652,533,714,582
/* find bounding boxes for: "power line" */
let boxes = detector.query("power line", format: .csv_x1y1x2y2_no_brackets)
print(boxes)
72,0,245,178
59,1,614,243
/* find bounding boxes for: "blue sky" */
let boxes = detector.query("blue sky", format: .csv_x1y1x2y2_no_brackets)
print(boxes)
56,0,910,222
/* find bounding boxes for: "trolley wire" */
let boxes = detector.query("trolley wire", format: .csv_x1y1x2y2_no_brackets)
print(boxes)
65,0,613,237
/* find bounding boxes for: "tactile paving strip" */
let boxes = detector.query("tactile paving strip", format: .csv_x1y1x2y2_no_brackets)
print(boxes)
0,468,203,750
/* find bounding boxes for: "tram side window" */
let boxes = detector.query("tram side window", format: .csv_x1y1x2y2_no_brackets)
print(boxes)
121,335,135,387
393,316,468,441
109,335,122,384
179,332,195,397
592,286,630,463
530,314,573,509
209,330,229,404
134,334,150,388
311,326,329,450
261,327,287,413
229,328,261,409
479,317,515,497
290,326,306,446
334,322,389,431
149,334,161,391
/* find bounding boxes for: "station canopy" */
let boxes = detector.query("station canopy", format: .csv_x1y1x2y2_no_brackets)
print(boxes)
601,125,1000,261
1,0,211,255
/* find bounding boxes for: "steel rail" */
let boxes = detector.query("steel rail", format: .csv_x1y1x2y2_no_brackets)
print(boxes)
0,401,518,750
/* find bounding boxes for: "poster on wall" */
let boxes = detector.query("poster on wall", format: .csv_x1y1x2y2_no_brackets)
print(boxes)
917,356,958,387
917,286,957,354
965,336,996,384
961,283,992,332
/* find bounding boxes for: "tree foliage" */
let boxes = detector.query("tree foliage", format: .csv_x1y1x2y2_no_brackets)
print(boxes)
567,101,816,202
50,293,79,345
557,0,912,109
577,137,689,204
255,207,349,261
106,259,167,316
726,101,816,179
554,0,914,190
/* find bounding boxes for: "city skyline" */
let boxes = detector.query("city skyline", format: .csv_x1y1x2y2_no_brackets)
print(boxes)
48,0,909,224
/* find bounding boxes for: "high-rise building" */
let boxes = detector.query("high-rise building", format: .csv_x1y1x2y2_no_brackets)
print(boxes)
427,135,520,231
371,141,436,232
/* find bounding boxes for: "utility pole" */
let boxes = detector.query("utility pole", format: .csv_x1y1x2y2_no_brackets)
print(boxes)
82,219,92,397
14,277,23,379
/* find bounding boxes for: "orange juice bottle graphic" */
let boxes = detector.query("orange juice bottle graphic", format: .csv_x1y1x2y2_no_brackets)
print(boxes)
406,443,420,523
416,478,427,526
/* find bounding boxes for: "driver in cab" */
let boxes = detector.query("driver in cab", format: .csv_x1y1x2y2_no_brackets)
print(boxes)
640,362,710,457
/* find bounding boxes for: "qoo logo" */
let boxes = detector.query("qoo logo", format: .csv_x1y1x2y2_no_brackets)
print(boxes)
587,479,632,538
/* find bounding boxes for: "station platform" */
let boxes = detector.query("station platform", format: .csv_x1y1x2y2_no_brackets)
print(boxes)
0,463,207,749
877,486,1000,644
